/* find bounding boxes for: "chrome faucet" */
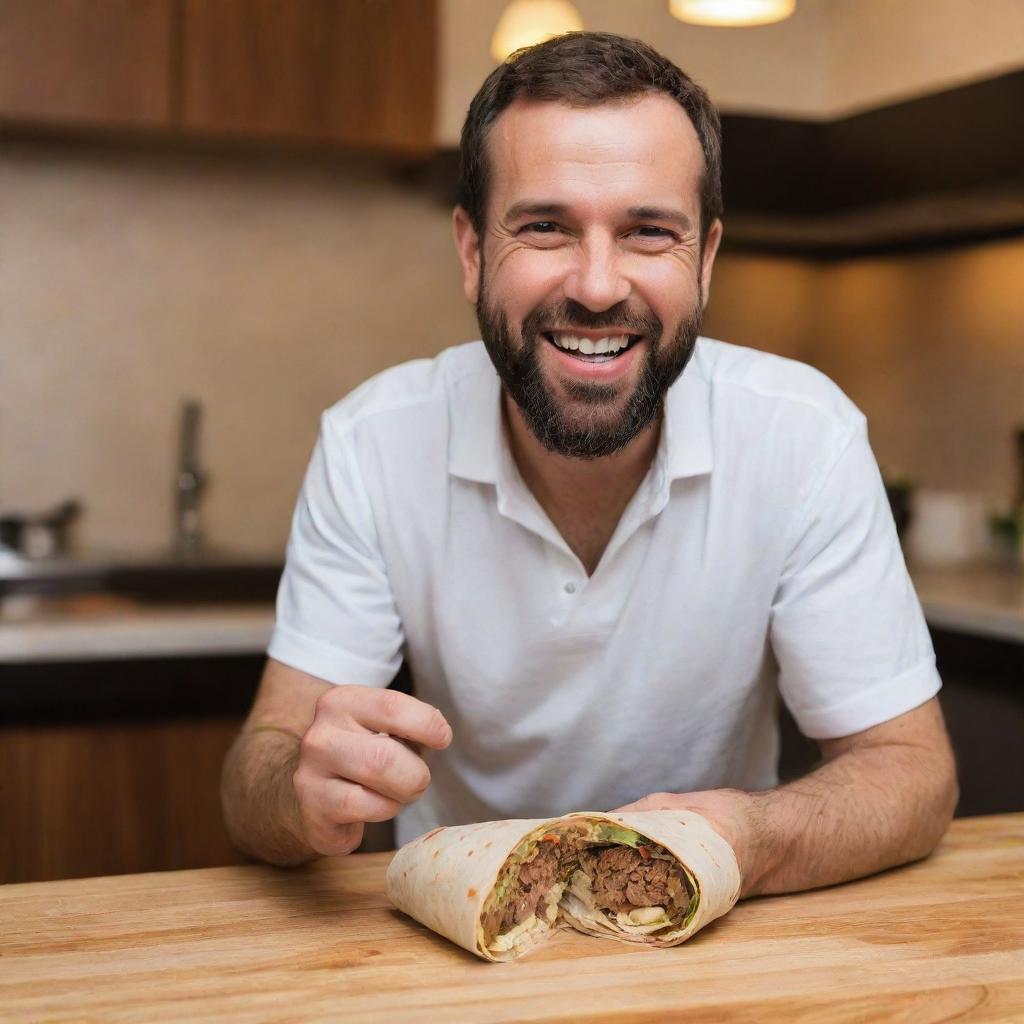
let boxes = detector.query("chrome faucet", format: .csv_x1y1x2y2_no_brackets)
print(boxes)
174,399,206,556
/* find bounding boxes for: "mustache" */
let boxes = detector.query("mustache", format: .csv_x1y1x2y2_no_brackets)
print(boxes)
522,299,661,338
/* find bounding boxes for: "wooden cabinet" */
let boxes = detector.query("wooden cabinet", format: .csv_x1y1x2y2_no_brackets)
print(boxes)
180,0,436,152
0,0,436,152
0,653,261,884
0,651,406,884
1,715,248,884
0,0,175,129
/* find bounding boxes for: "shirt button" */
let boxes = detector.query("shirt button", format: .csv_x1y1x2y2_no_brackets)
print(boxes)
564,582,577,594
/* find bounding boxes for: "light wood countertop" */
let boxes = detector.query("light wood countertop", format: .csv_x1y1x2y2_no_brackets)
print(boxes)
2,813,1022,1022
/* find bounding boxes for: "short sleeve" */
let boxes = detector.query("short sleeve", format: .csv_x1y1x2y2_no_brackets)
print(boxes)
770,417,940,739
267,413,404,686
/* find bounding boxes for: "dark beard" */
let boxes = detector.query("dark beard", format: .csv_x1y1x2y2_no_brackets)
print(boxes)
476,287,703,460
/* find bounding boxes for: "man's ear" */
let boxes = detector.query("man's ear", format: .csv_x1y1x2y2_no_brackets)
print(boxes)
452,206,482,304
699,218,723,309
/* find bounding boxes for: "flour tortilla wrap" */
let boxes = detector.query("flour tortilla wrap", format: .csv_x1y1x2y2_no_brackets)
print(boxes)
385,810,740,962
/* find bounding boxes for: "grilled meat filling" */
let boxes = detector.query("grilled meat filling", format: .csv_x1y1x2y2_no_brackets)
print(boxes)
482,832,693,946
481,840,561,938
579,845,687,914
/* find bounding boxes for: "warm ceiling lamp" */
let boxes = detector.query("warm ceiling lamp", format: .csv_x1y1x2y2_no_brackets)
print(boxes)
491,0,585,62
669,0,796,27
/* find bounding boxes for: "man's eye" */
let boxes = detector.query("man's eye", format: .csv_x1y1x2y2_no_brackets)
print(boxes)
522,222,559,233
634,226,674,238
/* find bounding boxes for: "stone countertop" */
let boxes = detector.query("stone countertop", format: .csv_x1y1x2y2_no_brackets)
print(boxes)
1,564,1023,664
911,563,1024,644
0,595,274,663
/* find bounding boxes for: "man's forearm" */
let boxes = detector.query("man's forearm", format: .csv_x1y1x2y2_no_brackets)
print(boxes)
738,740,957,898
221,726,316,867
617,701,958,899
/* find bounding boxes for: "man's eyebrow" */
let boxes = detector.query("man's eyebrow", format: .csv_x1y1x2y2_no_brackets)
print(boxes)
502,201,569,222
502,201,693,232
627,206,694,232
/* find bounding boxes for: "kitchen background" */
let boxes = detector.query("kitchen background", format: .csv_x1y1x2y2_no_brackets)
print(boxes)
2,0,1023,883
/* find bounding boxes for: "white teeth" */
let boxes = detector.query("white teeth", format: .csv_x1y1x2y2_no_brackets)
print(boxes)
550,334,631,355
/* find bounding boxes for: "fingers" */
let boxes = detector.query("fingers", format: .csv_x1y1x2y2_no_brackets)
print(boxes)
304,729,432,805
612,799,652,813
322,685,453,750
300,814,364,858
611,792,671,813
294,684,453,853
293,777,403,856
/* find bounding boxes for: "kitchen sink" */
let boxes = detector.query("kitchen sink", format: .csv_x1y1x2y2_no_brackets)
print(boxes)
0,550,282,604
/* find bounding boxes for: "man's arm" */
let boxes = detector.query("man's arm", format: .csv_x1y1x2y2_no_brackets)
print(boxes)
614,696,958,898
221,659,328,866
221,657,452,867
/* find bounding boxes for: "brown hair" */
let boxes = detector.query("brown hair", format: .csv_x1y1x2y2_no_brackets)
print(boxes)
457,32,723,241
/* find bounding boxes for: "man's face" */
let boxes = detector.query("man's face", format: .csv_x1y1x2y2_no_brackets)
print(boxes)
453,93,722,459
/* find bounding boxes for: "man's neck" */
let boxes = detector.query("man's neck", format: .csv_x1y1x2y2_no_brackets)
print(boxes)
502,395,661,573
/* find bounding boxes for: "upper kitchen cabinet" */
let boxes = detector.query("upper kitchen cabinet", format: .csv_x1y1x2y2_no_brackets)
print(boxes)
180,0,436,153
0,0,437,153
0,0,175,129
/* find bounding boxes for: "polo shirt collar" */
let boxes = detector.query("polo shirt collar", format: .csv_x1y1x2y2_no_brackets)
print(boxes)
448,339,714,488
448,359,504,484
659,346,714,484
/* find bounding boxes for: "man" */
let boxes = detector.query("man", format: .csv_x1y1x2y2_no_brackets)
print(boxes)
222,33,956,899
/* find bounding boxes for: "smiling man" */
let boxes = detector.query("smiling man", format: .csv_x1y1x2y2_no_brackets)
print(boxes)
222,33,957,899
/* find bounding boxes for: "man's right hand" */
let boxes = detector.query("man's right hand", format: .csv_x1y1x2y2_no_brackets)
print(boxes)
221,659,453,866
293,684,453,857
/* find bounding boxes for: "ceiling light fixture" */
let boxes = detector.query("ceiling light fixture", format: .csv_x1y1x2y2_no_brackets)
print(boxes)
491,0,585,62
669,0,796,27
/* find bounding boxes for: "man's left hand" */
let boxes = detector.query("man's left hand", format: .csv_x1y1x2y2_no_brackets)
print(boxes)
611,788,767,896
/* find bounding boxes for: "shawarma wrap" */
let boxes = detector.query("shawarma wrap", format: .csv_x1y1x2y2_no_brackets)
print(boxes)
385,809,740,962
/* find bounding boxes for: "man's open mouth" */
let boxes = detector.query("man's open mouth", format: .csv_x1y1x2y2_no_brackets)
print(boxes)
542,332,643,364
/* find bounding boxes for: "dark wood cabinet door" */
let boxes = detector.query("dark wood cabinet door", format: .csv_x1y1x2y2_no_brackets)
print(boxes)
1,716,248,884
0,0,175,129
180,0,436,152
0,653,408,883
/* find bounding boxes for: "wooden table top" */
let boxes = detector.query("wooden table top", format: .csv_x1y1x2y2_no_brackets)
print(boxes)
2,814,1023,1022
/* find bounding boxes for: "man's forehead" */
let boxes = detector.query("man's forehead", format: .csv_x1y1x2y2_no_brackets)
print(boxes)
486,95,703,214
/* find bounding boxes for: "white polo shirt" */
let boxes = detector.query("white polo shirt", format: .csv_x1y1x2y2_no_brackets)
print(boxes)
269,338,940,847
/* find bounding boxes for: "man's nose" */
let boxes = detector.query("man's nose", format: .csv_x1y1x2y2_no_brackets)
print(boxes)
562,235,630,312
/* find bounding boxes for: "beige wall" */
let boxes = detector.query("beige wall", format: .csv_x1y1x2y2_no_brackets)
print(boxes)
3,142,1021,558
799,238,1024,500
438,0,830,139
826,0,1024,115
0,143,476,557
705,236,1024,503
702,252,817,362
438,0,1024,140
